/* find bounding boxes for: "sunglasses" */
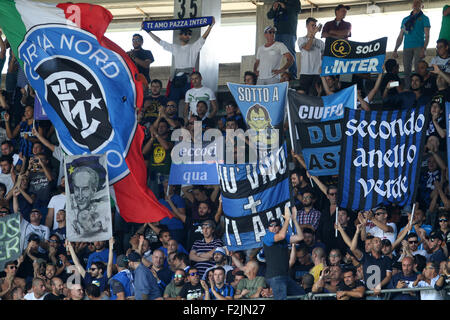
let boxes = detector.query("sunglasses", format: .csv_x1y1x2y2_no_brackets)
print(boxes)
174,274,184,279
269,223,278,228
89,268,98,271
439,219,448,222
8,265,17,269
408,240,418,244
303,195,313,199
189,272,199,276
375,212,385,216
328,193,337,196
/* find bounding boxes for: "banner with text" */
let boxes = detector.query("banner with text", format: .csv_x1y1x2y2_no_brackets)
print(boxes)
219,143,291,251
169,140,220,185
321,37,387,76
227,82,288,152
0,213,20,270
287,85,356,176
142,16,213,31
338,106,429,210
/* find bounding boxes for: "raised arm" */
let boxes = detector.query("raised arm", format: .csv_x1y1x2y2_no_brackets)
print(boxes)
66,240,86,278
146,30,162,44
107,237,114,278
393,29,404,58
274,206,292,242
350,224,363,260
366,72,383,102
201,17,215,40
290,206,304,243
32,127,55,153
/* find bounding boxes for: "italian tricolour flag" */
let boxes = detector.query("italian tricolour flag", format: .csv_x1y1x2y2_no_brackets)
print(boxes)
0,0,173,224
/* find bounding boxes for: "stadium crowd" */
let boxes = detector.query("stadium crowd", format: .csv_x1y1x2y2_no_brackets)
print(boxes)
0,0,449,301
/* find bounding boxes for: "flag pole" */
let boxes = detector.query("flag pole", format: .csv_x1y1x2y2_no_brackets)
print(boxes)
408,203,416,234
335,206,338,238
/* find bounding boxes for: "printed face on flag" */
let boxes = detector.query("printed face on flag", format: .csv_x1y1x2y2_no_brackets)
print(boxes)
65,154,112,242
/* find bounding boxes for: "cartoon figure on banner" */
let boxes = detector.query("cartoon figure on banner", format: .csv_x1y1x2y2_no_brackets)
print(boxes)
66,156,109,237
246,104,279,148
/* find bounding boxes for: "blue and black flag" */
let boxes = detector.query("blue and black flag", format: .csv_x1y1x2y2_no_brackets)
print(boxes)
321,37,387,76
287,85,356,176
338,105,430,211
221,82,290,250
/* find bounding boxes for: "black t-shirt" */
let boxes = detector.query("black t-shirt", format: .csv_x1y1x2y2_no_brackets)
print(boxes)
43,293,65,300
338,280,366,300
133,49,154,83
178,282,205,300
422,74,438,97
359,252,392,289
290,261,314,283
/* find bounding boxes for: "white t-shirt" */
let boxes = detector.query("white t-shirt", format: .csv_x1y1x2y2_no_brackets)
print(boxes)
408,275,444,300
47,193,66,230
297,36,325,75
20,219,50,251
367,222,397,244
24,292,48,300
430,55,450,73
0,172,14,193
52,145,65,185
256,41,290,80
185,86,216,117
160,38,206,69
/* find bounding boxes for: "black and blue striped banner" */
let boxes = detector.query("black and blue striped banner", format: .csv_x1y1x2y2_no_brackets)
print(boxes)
219,143,291,251
338,105,429,211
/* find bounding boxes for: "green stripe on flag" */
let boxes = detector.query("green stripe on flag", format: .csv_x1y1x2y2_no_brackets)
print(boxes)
0,0,28,67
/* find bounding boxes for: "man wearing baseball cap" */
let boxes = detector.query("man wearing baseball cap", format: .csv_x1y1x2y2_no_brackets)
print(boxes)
321,4,352,39
202,247,234,283
253,26,294,84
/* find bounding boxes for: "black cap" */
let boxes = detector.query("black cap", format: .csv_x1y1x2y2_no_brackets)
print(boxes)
268,218,281,227
335,4,350,11
28,233,41,243
179,28,192,35
429,230,444,241
127,251,141,262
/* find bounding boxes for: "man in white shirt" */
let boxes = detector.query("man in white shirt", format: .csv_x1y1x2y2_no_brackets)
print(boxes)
45,176,66,230
409,262,445,300
24,278,48,300
0,154,14,193
366,206,397,245
253,26,294,85
146,18,215,102
183,71,218,122
297,18,325,95
430,39,450,73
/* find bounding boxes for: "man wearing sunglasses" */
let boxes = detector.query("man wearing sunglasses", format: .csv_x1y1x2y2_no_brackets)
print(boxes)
127,33,154,84
254,26,293,85
146,18,215,102
366,206,397,245
262,206,305,300
424,230,447,264
177,267,205,300
163,269,186,300
0,261,25,300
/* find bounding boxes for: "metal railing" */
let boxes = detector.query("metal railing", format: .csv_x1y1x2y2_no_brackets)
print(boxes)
249,285,450,300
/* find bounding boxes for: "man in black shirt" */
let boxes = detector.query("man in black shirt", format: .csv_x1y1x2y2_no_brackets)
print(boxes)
177,267,205,300
336,268,365,300
43,277,65,300
128,33,154,83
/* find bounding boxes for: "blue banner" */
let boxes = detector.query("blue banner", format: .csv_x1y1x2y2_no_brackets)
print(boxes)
287,85,356,176
338,106,429,210
169,140,220,185
321,37,387,76
219,143,291,251
446,102,450,182
142,17,213,31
